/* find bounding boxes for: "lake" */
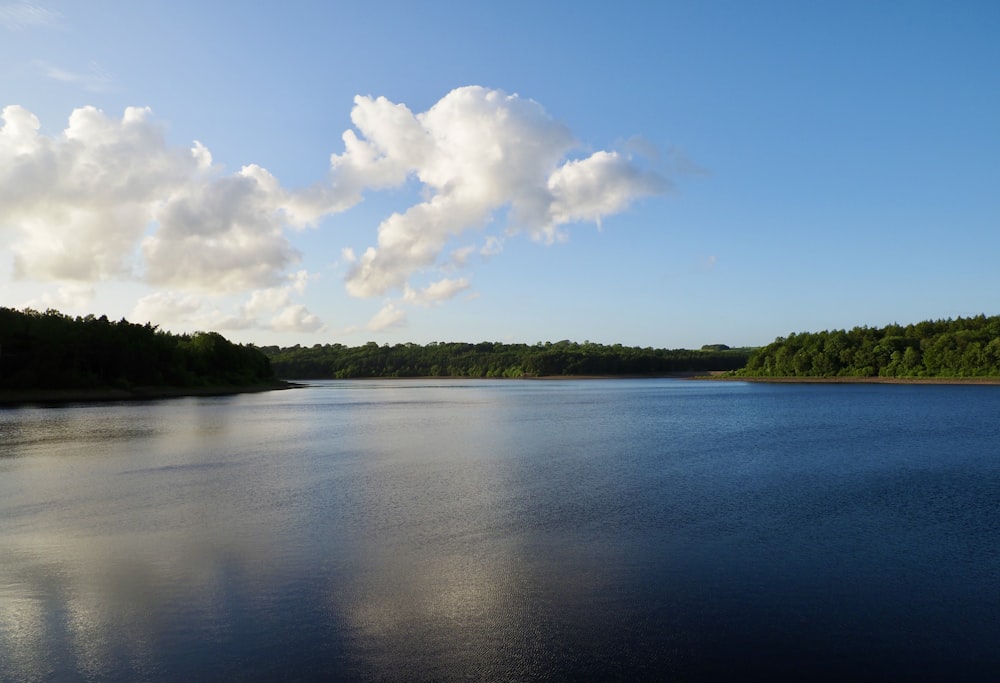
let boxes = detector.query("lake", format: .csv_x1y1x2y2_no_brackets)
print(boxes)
1,379,998,681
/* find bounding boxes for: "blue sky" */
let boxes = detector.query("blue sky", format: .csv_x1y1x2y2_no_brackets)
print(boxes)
1,1,997,349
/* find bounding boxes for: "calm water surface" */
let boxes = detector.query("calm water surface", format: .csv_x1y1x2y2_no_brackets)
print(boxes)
1,380,998,681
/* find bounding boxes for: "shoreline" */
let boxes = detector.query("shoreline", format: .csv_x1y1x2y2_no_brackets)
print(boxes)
11,375,998,404
294,373,1000,385
707,375,1000,385
284,372,724,382
0,381,299,407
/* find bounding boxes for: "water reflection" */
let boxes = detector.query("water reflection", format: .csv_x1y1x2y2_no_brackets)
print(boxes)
321,382,620,678
1,381,998,680
1,383,650,680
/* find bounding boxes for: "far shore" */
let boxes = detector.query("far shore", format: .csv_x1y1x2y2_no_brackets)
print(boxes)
300,372,1000,385
9,375,999,406
0,381,300,407
705,375,1000,385
285,372,725,381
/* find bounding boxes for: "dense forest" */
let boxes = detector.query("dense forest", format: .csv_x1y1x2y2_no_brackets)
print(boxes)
0,307,275,390
10,305,998,390
260,341,752,378
738,314,1000,378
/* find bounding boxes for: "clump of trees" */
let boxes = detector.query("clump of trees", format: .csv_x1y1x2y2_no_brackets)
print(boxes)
260,340,752,379
0,307,274,390
739,314,1000,378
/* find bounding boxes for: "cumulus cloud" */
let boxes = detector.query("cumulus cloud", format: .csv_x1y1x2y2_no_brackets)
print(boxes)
0,104,333,333
402,277,471,307
340,86,668,298
270,304,322,333
0,105,208,281
546,151,666,233
367,303,406,332
131,291,228,331
243,271,323,332
448,245,476,267
130,291,323,334
0,105,322,291
143,165,303,292
130,271,323,334
2,86,668,335
23,283,95,312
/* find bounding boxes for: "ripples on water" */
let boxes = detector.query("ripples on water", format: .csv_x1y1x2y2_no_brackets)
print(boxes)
1,380,998,681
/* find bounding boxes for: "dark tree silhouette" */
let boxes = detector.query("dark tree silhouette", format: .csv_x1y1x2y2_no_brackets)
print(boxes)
0,307,274,390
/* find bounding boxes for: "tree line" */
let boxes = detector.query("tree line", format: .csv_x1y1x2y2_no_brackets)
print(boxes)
737,314,1000,378
260,340,752,379
15,305,996,387
0,307,274,390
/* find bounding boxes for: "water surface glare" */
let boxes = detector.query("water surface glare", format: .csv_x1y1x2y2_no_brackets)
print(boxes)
1,379,998,680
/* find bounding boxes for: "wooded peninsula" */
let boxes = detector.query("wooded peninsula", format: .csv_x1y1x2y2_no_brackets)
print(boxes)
735,314,1000,379
0,307,277,400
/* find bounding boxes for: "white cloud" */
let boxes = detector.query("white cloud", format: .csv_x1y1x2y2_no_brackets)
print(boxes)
0,2,61,31
448,245,475,267
402,277,471,307
23,283,95,312
0,105,313,292
131,270,324,334
0,105,207,282
143,165,302,292
270,304,322,333
129,291,257,333
243,286,292,317
367,302,406,332
1,88,668,335
243,271,323,332
288,269,312,294
131,291,222,330
340,86,668,297
545,151,667,239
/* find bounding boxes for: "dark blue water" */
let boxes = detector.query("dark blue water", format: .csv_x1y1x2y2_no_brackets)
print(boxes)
1,380,998,681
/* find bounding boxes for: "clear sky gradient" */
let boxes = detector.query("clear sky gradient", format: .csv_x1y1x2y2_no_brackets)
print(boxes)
1,1,998,349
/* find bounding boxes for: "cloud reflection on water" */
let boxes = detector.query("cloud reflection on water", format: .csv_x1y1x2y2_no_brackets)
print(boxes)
0,384,637,680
